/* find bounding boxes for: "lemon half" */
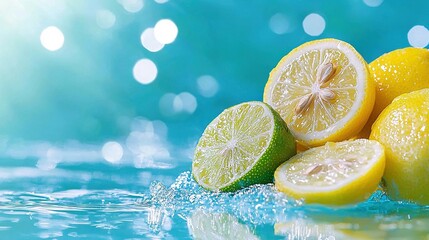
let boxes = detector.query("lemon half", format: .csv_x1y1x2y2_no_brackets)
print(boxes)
275,139,385,205
264,38,375,147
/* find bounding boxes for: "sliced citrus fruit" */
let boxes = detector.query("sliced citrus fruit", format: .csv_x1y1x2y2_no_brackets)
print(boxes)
370,88,429,204
263,38,375,147
274,139,385,205
187,210,259,240
192,101,296,192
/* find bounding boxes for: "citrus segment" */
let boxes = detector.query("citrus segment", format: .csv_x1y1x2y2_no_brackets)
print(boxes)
370,88,429,204
274,139,385,205
192,101,296,192
263,38,375,147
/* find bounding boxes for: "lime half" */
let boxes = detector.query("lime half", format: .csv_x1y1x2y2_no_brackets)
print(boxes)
192,101,296,192
275,139,385,205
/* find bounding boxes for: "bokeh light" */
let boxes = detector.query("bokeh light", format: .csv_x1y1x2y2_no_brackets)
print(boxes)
175,92,197,114
96,9,116,29
133,59,158,84
118,0,144,13
154,19,178,44
407,25,429,48
40,26,65,51
363,0,384,7
159,92,197,116
159,93,176,116
36,148,63,171
269,13,290,35
302,13,325,36
126,118,172,169
101,141,124,163
154,0,169,4
140,28,165,52
197,75,219,98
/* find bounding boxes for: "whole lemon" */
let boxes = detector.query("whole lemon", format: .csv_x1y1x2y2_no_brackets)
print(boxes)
359,47,429,138
370,88,429,204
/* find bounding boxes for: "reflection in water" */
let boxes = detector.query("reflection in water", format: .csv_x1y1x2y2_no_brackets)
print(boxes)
0,173,429,239
0,117,178,171
275,219,341,239
275,215,429,240
187,210,259,240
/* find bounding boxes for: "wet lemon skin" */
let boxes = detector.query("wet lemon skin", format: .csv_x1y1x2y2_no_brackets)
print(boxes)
370,89,429,204
359,47,429,138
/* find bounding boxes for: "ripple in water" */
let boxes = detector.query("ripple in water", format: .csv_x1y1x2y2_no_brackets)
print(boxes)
1,172,429,239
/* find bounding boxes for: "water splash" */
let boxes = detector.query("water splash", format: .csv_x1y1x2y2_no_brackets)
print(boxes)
1,172,429,239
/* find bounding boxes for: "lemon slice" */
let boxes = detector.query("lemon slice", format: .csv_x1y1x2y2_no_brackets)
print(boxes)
263,38,375,147
274,139,385,205
187,210,259,240
192,101,296,192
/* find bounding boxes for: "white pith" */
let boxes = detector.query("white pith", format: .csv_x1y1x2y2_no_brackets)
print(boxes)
276,140,383,193
266,40,367,142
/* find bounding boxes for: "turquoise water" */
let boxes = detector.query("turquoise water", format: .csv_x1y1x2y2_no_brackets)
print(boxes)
2,171,429,239
2,0,429,239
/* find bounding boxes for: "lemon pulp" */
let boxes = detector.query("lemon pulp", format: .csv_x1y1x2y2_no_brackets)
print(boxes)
275,139,385,205
264,38,375,147
192,101,296,192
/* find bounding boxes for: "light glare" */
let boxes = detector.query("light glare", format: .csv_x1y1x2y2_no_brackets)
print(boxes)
102,141,124,164
408,25,429,48
154,19,178,44
141,28,165,52
133,59,158,84
40,26,64,51
302,13,325,36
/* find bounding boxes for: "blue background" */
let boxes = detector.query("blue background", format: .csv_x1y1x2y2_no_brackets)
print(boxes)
1,1,429,239
0,0,429,183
